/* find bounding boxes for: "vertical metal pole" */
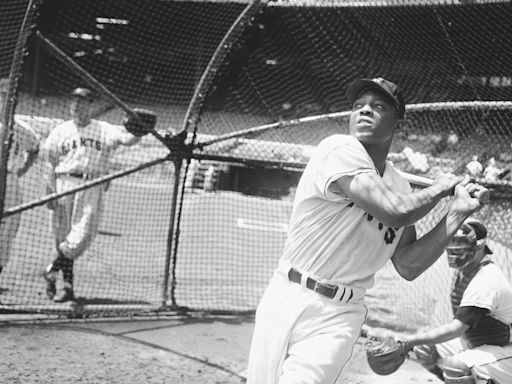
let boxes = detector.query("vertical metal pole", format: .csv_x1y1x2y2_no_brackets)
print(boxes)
161,0,266,310
161,158,183,308
0,0,41,226
30,37,41,97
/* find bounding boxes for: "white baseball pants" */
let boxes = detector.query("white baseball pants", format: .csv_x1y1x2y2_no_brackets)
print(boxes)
437,337,512,384
51,176,104,260
247,266,367,384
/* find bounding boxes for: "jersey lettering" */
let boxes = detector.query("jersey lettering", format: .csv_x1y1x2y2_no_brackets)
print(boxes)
384,228,396,244
363,211,397,245
61,138,102,156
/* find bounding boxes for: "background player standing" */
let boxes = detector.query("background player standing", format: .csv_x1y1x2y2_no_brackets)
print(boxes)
392,218,512,384
0,78,40,276
247,77,487,384
42,87,142,302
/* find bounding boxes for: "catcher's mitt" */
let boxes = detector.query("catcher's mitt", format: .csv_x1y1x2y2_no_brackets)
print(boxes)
365,337,409,375
123,108,157,137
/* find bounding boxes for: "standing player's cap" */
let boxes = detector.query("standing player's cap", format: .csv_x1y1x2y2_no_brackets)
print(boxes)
449,219,493,255
346,77,405,118
71,87,95,101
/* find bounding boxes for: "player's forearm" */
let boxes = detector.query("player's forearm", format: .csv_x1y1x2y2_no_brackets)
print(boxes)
345,173,448,228
406,320,467,348
120,134,141,147
43,161,56,191
386,185,448,227
392,210,468,280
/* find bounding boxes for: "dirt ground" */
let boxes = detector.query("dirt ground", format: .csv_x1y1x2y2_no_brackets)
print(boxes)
0,313,442,384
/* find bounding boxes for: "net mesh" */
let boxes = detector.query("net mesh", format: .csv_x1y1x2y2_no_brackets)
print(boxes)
0,0,511,330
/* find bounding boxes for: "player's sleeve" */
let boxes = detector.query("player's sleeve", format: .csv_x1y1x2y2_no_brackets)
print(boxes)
454,306,489,328
459,265,498,312
312,135,376,201
103,120,140,148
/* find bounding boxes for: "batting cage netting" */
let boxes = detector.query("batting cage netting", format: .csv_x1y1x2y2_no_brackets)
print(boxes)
1,0,511,331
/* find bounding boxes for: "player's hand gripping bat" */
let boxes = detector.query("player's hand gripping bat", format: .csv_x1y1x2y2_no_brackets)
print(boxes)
397,171,490,204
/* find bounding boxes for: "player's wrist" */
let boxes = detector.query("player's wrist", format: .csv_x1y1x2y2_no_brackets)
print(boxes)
399,338,411,353
416,180,446,201
431,183,452,199
446,209,471,227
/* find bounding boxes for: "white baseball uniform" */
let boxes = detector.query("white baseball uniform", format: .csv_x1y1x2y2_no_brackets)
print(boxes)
247,134,411,384
0,119,39,268
43,119,138,260
436,259,512,383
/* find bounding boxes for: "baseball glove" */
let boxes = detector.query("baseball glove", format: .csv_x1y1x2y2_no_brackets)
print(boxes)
123,108,157,137
365,337,409,375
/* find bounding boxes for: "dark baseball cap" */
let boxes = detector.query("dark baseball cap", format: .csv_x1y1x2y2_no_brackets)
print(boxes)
346,77,405,118
71,87,95,101
449,219,493,254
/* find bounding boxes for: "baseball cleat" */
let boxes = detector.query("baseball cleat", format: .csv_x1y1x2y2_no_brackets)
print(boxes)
53,286,75,303
42,269,56,300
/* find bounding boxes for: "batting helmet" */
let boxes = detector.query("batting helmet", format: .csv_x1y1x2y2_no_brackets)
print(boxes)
446,219,492,270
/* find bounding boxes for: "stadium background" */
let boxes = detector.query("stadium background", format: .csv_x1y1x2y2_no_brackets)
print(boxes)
1,0,512,335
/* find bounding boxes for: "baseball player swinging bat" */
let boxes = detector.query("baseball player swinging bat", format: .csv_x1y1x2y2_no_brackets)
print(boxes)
397,170,490,204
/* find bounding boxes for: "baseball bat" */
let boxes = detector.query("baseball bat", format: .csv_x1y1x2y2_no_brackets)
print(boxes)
397,170,490,204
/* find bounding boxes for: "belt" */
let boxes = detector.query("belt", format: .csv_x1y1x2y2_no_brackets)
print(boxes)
288,268,354,303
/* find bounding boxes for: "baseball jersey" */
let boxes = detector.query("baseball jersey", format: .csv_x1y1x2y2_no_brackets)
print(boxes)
6,118,39,174
458,259,512,326
42,119,137,176
281,134,411,289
